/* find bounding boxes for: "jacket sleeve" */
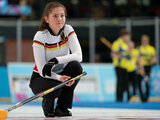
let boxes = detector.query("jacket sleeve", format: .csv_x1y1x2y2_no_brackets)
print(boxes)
33,32,61,81
56,25,82,64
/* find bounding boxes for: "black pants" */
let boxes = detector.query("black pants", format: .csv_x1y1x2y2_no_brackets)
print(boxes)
127,71,136,101
137,65,151,102
29,61,82,109
115,67,128,102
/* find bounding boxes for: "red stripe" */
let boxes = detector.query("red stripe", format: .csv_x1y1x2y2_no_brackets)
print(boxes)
44,44,57,49
59,39,68,47
45,39,68,49
68,31,75,37
33,65,38,72
33,35,70,49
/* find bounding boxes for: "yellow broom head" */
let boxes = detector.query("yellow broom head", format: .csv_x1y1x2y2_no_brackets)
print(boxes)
0,110,8,120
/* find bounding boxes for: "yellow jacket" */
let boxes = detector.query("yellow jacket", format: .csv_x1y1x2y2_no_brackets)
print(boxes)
138,45,156,66
111,38,128,69
126,49,139,72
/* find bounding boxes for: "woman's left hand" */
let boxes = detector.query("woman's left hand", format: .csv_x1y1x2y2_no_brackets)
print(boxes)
60,75,75,87
66,80,75,87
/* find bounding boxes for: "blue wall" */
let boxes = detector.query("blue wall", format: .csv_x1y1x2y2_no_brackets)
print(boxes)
0,67,10,98
1,64,160,102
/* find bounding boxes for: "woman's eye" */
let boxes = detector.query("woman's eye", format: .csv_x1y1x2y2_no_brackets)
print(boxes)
61,15,65,18
53,14,65,18
53,15,57,18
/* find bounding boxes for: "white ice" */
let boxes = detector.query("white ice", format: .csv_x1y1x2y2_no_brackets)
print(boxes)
1,104,160,120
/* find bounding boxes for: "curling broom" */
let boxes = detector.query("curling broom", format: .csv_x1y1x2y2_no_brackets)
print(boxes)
100,37,112,49
0,72,87,119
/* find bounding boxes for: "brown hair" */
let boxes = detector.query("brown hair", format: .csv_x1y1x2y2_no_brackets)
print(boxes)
119,29,131,37
141,34,150,43
141,34,150,40
39,2,67,31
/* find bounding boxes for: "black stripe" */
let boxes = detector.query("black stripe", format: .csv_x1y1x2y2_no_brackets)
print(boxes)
68,31,75,36
45,42,57,46
45,39,68,47
33,40,44,45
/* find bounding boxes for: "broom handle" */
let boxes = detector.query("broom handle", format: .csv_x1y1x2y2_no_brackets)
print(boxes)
6,72,87,112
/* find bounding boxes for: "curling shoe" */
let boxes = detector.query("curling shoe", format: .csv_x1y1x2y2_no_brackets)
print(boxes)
55,106,72,117
42,98,55,117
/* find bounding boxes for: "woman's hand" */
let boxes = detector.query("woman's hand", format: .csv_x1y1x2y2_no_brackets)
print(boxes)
42,63,55,77
42,58,58,77
60,75,75,87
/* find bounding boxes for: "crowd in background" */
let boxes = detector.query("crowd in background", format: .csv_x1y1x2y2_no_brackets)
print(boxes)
111,29,156,102
5,0,160,20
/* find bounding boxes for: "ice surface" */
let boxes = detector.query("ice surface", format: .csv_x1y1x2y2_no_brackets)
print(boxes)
0,104,160,120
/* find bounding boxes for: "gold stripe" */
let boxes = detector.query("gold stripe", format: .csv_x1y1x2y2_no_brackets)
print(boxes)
59,42,68,49
45,42,68,51
33,42,44,47
45,47,58,51
68,32,75,39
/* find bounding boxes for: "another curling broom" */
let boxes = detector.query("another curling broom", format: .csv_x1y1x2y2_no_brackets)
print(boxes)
100,37,112,49
0,72,87,120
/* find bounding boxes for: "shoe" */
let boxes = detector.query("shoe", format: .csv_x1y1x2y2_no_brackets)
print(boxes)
55,106,72,117
130,95,138,102
129,95,141,103
44,112,55,117
42,98,55,117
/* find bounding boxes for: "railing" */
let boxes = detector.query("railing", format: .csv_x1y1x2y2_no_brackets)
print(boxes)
0,17,159,64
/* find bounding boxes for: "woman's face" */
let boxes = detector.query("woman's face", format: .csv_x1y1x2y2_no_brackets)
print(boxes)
122,34,131,43
45,7,66,33
141,36,149,46
128,42,134,50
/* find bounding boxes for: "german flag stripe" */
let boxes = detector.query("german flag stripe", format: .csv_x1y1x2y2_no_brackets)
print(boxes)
33,41,44,47
59,42,68,49
59,39,68,47
44,44,58,49
45,47,58,51
45,42,57,46
68,31,75,38
33,32,75,50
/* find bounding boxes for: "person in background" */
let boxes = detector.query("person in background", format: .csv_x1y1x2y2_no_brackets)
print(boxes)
95,53,102,63
111,29,131,102
125,41,139,102
137,34,156,102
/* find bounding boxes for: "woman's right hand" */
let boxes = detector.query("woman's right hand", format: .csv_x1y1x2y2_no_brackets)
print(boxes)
42,63,54,77
60,75,74,87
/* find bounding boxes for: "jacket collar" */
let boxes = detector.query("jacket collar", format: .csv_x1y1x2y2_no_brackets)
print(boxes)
47,25,63,36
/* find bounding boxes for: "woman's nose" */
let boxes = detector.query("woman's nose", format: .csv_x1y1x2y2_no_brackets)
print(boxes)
57,16,61,21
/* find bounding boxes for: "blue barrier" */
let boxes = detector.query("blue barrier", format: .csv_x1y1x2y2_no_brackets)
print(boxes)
0,67,10,98
1,63,160,103
150,66,160,98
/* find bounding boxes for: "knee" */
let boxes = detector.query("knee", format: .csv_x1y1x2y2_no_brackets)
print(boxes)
67,61,83,74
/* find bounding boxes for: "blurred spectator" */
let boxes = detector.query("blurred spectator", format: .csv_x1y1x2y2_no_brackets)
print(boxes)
125,41,139,102
5,0,160,20
95,53,102,63
27,0,37,20
111,29,131,102
137,34,156,102
0,0,8,7
19,0,28,20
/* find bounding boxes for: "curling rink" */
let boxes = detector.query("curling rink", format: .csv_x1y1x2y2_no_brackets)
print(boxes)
1,103,160,120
